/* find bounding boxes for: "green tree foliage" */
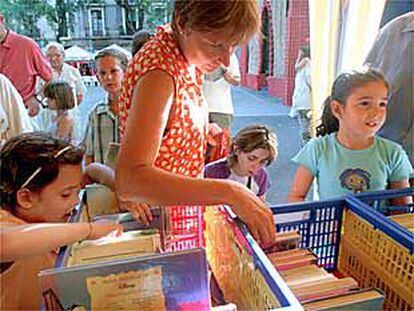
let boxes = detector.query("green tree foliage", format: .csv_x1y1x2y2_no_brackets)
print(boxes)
145,0,173,31
0,0,90,42
43,0,97,42
115,0,172,34
0,0,172,42
0,0,51,39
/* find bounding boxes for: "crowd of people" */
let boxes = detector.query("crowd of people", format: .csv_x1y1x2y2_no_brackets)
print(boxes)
0,3,413,310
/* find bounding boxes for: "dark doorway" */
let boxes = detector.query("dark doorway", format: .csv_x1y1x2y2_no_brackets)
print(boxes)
261,7,271,76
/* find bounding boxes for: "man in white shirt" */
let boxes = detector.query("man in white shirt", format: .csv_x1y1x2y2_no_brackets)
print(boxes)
203,53,240,130
45,42,86,105
0,73,33,146
37,42,86,142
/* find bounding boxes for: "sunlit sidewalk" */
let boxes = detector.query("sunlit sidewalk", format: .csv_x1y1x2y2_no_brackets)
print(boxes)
233,86,289,117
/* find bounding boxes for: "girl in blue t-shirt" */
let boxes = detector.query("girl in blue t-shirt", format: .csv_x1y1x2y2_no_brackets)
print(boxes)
289,68,413,204
204,125,278,201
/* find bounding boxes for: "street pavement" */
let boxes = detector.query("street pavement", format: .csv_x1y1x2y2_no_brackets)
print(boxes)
79,85,301,205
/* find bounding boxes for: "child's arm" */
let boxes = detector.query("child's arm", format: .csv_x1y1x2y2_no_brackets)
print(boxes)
83,163,153,224
0,220,121,262
288,166,314,202
57,115,74,141
223,69,240,86
83,163,116,191
294,55,309,72
389,180,413,205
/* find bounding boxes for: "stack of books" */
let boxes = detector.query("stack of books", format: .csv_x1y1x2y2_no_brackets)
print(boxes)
303,289,384,310
263,231,301,253
264,231,384,310
67,229,161,266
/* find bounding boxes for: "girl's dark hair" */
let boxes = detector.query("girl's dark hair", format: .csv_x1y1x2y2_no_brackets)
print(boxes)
316,68,389,136
44,81,75,110
1,132,84,210
228,125,278,168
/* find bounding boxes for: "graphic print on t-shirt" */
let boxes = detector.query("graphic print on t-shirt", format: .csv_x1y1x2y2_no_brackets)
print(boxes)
339,168,371,193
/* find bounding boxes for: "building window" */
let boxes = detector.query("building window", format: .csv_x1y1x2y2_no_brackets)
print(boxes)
89,8,105,37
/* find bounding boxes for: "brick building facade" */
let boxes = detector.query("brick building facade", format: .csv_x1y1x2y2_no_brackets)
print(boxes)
240,0,309,106
240,0,413,106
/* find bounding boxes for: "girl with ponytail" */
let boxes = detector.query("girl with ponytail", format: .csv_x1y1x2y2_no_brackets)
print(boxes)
289,68,413,203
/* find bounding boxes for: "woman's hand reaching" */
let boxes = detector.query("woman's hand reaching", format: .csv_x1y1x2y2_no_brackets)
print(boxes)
118,199,153,226
227,181,276,247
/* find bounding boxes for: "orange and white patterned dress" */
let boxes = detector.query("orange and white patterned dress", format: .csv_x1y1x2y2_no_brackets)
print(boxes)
119,25,208,178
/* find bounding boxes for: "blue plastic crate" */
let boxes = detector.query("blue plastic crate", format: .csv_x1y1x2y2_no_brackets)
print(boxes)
268,187,414,272
230,188,413,310
345,195,414,254
270,199,346,271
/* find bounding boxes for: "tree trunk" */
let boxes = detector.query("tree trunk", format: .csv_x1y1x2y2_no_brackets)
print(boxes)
56,0,68,42
137,8,145,30
115,0,136,35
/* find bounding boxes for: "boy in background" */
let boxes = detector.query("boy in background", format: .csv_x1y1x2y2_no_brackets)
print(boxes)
84,48,128,165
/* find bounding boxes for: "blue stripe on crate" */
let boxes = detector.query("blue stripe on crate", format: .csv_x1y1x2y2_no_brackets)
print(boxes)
354,187,414,201
353,187,414,214
345,196,414,254
270,199,344,214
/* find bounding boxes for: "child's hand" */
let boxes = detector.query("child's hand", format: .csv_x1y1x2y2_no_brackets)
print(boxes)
87,220,122,240
119,200,153,226
207,123,223,147
208,123,223,136
26,96,40,117
81,173,93,188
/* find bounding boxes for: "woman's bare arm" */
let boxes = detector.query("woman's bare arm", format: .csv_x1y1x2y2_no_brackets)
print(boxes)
116,70,276,246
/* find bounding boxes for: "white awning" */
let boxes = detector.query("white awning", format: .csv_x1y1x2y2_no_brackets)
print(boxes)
64,45,92,61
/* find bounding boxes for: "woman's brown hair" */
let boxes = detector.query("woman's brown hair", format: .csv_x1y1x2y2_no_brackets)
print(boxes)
228,125,278,168
171,0,260,45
